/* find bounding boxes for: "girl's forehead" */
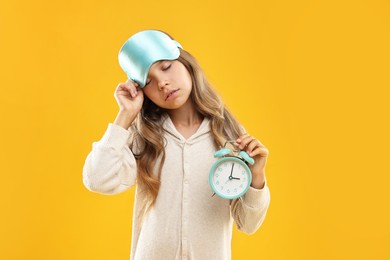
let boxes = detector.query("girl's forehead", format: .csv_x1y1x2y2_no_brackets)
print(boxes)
151,60,164,68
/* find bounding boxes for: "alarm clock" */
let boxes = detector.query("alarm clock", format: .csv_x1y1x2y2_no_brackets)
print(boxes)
209,140,255,199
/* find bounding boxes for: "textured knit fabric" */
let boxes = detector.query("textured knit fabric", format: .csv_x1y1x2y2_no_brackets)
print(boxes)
83,115,271,260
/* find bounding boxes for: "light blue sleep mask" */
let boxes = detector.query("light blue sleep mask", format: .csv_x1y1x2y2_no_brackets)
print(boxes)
118,30,183,88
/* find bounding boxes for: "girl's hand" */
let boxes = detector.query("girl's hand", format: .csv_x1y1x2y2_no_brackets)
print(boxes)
235,133,269,189
114,79,144,114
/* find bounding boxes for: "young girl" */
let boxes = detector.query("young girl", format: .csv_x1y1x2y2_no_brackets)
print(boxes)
83,30,270,260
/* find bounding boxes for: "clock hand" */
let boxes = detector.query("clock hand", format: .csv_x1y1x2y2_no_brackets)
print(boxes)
225,163,237,184
229,163,235,179
231,177,240,180
225,163,235,184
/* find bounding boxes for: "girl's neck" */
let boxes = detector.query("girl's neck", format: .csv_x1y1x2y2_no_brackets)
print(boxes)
167,99,203,128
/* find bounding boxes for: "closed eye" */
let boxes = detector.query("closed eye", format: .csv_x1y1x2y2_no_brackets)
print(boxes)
145,63,171,86
163,64,171,71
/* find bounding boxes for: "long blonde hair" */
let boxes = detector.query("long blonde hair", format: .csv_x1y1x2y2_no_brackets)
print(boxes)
129,47,244,212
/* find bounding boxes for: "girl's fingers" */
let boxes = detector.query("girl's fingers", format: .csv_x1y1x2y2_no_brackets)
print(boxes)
125,80,139,97
116,82,130,92
238,135,255,150
236,133,249,143
125,79,139,87
235,133,268,157
116,80,139,98
249,146,269,157
249,144,268,156
246,139,260,154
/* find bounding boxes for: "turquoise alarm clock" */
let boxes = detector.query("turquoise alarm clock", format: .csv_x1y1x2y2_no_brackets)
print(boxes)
209,140,255,199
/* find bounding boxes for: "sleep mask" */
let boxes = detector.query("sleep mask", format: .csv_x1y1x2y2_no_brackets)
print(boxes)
118,30,183,88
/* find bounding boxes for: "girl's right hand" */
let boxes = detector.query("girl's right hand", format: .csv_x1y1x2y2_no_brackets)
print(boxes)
114,79,144,115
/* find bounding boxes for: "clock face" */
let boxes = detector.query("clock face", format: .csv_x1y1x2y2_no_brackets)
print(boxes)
209,157,252,199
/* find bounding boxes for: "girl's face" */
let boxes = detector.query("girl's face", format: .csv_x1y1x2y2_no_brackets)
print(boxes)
142,60,193,110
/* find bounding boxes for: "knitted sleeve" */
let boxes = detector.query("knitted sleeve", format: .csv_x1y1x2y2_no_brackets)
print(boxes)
230,180,271,234
82,123,137,195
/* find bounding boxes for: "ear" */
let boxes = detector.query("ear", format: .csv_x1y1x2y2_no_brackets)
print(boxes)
239,151,255,165
214,148,231,158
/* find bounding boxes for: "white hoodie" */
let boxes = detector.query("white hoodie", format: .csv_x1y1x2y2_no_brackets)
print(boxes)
83,115,270,260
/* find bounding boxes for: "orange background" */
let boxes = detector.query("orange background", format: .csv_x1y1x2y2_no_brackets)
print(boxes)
1,0,389,259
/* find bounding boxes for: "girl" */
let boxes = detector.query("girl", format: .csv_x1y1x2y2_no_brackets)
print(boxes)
83,30,270,260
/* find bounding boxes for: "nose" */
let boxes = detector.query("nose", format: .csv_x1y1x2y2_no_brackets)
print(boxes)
158,79,169,90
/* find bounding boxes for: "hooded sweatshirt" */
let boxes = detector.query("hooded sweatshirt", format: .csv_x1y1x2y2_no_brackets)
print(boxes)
83,115,270,260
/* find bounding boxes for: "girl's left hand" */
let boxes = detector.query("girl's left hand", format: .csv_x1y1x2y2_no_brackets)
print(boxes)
235,133,269,188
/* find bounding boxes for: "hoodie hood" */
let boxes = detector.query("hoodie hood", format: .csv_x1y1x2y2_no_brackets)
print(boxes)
161,115,211,144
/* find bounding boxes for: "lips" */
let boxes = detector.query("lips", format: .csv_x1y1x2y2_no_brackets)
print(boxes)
165,89,179,101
